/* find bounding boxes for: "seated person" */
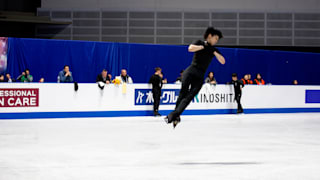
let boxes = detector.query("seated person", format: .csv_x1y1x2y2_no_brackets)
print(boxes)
5,73,15,82
16,71,25,82
17,69,33,82
24,69,33,82
293,80,298,85
58,65,73,83
0,74,4,82
39,78,44,83
115,69,133,84
205,71,217,85
241,74,248,84
253,73,265,85
241,74,253,85
96,69,111,84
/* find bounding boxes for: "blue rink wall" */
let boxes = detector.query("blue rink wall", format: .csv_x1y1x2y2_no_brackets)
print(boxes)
2,108,320,120
6,38,320,85
1,83,320,119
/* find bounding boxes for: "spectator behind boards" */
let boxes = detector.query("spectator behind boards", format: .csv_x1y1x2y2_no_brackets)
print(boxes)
96,69,111,89
253,73,265,85
16,71,25,82
96,69,111,84
17,69,33,82
58,65,73,83
241,74,252,85
0,74,4,82
24,69,33,82
205,71,217,85
39,78,45,83
5,73,15,82
115,69,133,84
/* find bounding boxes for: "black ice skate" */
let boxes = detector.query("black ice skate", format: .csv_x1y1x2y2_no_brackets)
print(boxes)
164,113,175,124
154,111,161,116
164,116,172,124
173,116,181,129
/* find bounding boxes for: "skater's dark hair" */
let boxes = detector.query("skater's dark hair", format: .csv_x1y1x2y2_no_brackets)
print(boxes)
204,27,223,39
232,73,237,77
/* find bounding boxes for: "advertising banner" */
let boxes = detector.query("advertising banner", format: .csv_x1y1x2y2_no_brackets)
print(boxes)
0,37,8,74
0,88,39,107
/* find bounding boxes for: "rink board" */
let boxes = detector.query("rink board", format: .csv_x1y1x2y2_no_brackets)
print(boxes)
1,83,320,119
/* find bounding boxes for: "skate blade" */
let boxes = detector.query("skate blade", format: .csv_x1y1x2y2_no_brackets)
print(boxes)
164,116,169,124
173,120,179,129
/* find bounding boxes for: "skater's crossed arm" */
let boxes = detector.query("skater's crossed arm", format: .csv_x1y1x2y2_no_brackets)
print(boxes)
213,51,225,65
188,44,204,52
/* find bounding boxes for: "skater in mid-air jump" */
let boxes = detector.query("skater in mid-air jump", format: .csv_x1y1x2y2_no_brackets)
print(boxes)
165,27,226,128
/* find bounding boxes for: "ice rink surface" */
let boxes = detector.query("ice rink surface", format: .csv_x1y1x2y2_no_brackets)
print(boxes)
1,113,320,180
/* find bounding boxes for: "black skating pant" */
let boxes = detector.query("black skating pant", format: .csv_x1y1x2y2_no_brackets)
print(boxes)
235,93,243,113
169,66,204,119
153,89,161,113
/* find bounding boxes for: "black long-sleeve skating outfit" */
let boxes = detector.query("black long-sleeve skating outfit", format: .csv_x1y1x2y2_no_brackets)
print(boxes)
167,40,222,122
230,80,244,113
149,74,163,115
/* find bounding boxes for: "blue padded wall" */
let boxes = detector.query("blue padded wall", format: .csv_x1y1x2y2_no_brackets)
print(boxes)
6,38,320,85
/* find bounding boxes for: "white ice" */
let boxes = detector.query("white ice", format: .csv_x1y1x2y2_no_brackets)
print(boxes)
1,113,320,180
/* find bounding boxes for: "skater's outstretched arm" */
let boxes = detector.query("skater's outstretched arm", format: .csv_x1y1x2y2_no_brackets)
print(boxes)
214,51,225,65
188,44,204,52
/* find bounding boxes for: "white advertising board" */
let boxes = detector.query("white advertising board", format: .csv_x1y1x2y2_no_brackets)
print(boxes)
0,83,320,119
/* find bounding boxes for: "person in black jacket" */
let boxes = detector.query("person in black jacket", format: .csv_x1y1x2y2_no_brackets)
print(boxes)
149,67,163,116
96,69,111,89
229,73,244,113
165,27,226,128
96,69,110,84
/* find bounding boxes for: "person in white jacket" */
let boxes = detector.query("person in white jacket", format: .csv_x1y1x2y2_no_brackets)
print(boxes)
116,69,133,84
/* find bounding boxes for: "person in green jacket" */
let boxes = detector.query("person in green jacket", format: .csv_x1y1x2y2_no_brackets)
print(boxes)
17,69,33,82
